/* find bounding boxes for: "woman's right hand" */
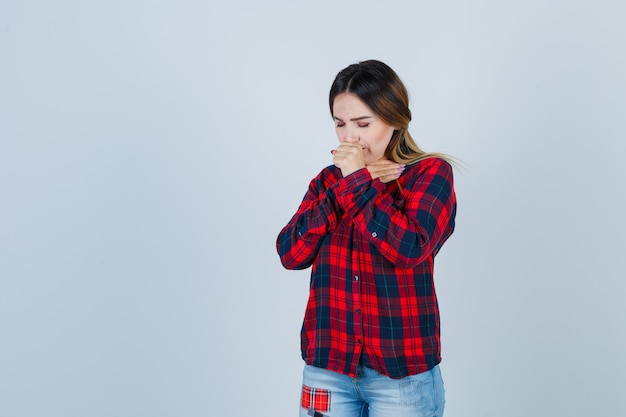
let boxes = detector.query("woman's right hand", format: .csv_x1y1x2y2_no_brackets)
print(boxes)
331,143,366,178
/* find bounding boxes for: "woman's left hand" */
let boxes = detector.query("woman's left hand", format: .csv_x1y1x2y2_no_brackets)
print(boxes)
367,160,405,183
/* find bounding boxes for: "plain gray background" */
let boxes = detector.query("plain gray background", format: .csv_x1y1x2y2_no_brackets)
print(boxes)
1,1,625,416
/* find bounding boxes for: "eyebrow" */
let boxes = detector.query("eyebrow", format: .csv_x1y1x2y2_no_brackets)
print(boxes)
333,115,372,122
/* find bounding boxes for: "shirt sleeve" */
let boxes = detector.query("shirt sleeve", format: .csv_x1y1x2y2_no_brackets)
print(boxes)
276,168,341,270
334,158,456,269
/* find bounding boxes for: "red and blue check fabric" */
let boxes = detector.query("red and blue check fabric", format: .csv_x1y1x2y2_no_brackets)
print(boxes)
277,158,456,379
301,385,331,413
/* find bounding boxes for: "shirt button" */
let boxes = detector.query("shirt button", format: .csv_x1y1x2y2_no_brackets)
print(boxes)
354,276,359,281
355,309,361,314
371,232,377,238
297,231,302,237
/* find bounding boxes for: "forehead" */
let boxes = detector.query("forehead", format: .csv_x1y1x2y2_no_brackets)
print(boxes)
332,93,373,117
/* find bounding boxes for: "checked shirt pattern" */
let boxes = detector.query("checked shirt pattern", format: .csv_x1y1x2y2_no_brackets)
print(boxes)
277,157,456,379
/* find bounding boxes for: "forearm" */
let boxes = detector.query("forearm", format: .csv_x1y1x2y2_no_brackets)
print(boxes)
354,195,454,268
335,160,456,268
277,184,340,270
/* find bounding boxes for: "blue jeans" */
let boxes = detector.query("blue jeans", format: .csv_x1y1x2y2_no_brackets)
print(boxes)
300,363,445,417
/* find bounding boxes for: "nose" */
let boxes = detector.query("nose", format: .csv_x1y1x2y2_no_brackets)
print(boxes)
340,126,360,143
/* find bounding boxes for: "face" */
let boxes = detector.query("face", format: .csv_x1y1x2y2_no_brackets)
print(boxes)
332,93,395,165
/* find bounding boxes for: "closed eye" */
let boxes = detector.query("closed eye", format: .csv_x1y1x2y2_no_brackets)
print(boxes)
333,115,372,127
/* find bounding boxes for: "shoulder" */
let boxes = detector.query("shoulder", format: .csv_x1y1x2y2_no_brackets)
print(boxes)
400,157,455,196
406,157,454,178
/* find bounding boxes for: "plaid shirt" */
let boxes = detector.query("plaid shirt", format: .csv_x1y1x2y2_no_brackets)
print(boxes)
277,157,456,379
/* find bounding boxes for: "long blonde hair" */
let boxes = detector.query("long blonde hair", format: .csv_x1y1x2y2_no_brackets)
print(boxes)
329,60,456,166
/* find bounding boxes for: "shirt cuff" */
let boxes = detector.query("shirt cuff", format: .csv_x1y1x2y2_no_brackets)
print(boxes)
333,168,384,209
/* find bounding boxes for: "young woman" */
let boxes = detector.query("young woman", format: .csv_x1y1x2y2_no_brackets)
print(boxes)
277,60,457,417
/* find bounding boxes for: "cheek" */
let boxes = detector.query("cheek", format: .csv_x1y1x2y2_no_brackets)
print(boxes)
375,129,394,151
